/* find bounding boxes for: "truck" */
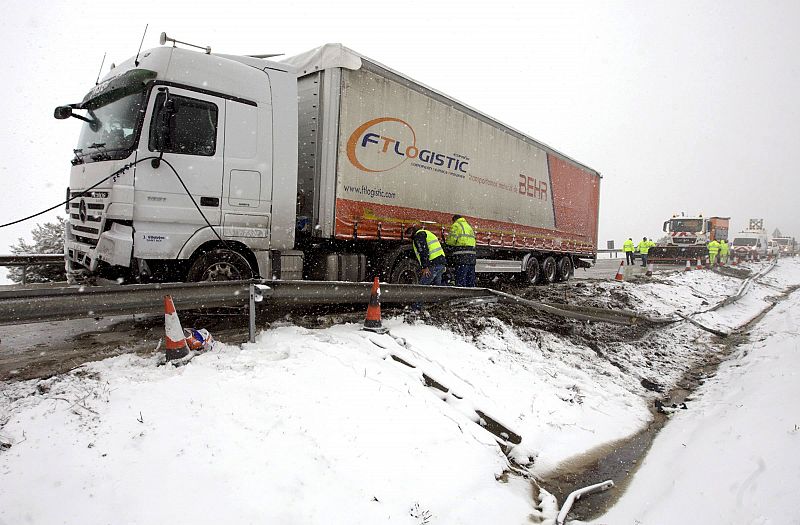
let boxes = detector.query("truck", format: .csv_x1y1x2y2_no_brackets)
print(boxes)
54,39,601,286
772,235,796,256
648,214,729,263
730,219,771,261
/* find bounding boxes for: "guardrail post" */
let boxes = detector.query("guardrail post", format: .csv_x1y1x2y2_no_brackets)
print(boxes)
249,283,272,344
249,283,256,343
21,265,27,285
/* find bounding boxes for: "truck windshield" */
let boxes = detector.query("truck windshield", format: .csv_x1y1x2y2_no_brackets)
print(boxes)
732,238,757,246
775,238,789,245
76,91,146,160
670,219,703,232
75,69,156,162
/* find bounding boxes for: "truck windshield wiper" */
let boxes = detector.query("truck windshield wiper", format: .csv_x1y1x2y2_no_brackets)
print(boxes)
71,148,85,166
87,143,111,161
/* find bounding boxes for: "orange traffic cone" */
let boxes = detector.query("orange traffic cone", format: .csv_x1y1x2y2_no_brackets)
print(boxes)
646,262,654,276
614,261,624,282
363,277,388,333
732,256,738,266
164,295,190,361
685,260,691,271
696,257,703,270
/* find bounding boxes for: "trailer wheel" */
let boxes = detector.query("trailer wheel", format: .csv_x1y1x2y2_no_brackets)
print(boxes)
390,257,421,284
556,256,573,282
524,257,541,285
187,248,253,282
541,256,557,284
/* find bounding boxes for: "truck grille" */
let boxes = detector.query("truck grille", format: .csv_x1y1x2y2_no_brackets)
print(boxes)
69,191,108,246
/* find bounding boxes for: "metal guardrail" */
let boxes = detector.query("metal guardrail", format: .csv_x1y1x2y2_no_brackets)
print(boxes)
0,254,65,266
0,278,672,329
0,254,64,285
596,248,621,258
0,280,491,326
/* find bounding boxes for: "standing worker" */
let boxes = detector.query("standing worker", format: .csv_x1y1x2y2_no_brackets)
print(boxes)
708,238,721,267
407,224,447,285
637,237,652,267
446,214,477,287
623,237,635,266
719,239,730,265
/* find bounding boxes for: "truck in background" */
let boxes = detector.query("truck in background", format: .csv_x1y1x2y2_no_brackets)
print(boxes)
54,39,600,286
772,236,796,256
731,219,771,261
771,229,796,256
648,214,729,263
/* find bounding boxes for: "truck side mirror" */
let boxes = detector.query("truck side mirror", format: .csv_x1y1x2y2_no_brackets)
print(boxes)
662,221,668,232
54,106,73,119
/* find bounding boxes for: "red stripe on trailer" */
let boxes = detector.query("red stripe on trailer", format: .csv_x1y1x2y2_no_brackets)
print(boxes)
333,199,596,255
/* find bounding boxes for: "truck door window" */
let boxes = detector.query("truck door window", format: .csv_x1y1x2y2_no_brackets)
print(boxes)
149,92,218,156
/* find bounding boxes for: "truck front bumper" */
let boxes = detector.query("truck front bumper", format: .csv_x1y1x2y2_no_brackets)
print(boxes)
65,222,134,274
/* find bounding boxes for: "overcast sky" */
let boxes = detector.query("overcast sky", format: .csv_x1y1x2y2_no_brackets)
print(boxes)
1,0,798,259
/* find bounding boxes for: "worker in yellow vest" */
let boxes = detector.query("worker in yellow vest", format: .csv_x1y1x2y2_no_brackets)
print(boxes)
637,237,652,267
719,239,730,265
708,239,721,266
446,215,477,287
408,225,447,285
623,238,635,265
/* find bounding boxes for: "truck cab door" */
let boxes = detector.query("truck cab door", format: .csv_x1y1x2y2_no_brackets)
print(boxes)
221,99,272,245
133,86,226,259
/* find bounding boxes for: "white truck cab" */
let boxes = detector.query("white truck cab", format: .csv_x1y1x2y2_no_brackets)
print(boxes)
57,47,298,282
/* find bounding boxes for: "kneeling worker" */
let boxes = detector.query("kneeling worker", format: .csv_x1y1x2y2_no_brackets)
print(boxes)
408,224,447,285
446,214,477,287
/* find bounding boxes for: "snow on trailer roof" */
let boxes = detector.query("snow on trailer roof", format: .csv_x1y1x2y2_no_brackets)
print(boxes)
282,43,601,178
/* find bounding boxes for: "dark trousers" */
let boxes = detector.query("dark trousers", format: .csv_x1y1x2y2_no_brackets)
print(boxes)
625,251,635,265
454,264,476,287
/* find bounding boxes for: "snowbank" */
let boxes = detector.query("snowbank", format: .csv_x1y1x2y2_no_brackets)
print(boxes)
593,262,800,524
2,259,799,524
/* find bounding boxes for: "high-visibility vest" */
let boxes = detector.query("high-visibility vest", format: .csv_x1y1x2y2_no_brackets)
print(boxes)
413,229,445,264
708,241,720,254
637,241,651,254
447,218,476,248
719,242,730,255
623,239,635,252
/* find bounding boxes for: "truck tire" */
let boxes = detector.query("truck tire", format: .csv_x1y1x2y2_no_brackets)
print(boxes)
390,257,421,284
187,248,253,282
556,256,573,282
541,256,557,284
524,257,541,285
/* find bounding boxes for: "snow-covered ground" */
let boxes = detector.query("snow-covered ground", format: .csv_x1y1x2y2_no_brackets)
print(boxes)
1,259,798,524
592,262,800,524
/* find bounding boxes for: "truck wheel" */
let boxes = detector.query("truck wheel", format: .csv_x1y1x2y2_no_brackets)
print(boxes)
524,257,541,285
556,256,573,282
541,256,557,284
187,248,253,282
390,257,421,284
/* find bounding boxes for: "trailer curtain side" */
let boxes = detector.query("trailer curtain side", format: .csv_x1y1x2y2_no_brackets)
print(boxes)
290,44,600,255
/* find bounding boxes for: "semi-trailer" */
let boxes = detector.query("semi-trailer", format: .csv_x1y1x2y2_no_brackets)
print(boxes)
54,39,601,285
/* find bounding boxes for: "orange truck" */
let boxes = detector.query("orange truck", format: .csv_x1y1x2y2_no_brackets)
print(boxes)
648,215,730,263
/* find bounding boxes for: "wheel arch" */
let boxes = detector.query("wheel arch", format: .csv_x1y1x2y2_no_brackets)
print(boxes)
186,239,259,277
